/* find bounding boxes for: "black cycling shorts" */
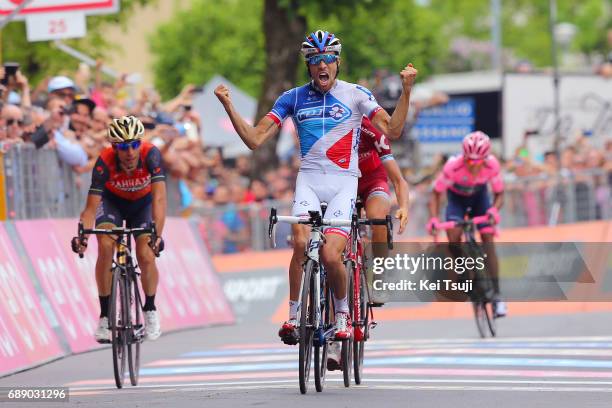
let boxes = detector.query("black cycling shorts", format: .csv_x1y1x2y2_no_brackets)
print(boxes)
95,195,152,238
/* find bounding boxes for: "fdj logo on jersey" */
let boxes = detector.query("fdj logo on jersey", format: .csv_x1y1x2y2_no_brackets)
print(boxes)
296,102,351,123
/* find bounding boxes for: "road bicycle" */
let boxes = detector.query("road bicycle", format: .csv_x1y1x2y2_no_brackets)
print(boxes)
344,200,393,386
76,222,160,388
433,213,498,338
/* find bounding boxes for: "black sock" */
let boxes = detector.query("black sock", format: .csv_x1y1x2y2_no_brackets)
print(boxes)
99,295,110,318
144,295,156,312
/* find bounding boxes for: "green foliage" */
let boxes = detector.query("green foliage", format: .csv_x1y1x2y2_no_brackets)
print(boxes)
150,0,265,99
308,1,443,84
429,0,611,69
1,0,153,85
150,0,611,99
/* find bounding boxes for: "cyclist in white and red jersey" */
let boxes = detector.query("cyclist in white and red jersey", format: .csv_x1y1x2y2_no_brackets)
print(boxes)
215,30,417,344
427,131,507,317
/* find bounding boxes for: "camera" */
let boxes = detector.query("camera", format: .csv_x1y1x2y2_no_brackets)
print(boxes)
1,62,20,86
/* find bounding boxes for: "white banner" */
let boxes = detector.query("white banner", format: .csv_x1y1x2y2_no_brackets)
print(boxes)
503,73,612,159
26,11,85,42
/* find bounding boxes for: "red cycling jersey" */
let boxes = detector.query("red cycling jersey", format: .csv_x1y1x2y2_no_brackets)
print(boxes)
358,116,394,177
357,117,394,201
89,141,166,201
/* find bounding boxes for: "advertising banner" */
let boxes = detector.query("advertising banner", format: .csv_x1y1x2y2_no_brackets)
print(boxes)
0,224,63,376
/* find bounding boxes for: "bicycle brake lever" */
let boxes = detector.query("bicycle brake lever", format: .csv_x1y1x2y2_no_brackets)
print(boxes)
271,223,278,249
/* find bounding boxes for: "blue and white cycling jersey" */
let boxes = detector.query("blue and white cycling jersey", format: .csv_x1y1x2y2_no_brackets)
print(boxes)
266,80,383,177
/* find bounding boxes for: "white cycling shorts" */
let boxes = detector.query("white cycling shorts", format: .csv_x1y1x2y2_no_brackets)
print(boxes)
292,171,357,238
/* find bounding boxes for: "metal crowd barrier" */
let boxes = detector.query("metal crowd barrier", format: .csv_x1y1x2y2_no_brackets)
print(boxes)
1,144,609,252
190,168,611,254
0,144,182,220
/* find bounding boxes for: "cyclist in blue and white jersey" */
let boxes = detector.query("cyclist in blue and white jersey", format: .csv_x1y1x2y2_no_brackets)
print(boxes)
215,30,417,343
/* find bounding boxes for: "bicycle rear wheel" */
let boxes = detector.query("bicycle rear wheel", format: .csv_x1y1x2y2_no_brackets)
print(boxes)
485,302,497,337
299,260,315,394
128,273,143,386
354,268,368,385
314,275,330,392
342,260,354,388
110,268,127,389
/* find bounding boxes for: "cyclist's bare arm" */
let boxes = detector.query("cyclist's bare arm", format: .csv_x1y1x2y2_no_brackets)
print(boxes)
429,190,442,219
383,159,410,233
492,191,504,210
151,181,167,237
215,84,280,149
370,64,418,140
80,194,102,232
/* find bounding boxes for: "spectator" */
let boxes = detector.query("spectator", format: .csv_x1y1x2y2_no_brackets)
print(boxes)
213,184,248,253
1,104,25,148
47,76,76,106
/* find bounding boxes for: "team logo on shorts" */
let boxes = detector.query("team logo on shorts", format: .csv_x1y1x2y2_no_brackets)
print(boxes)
300,200,310,206
334,210,343,217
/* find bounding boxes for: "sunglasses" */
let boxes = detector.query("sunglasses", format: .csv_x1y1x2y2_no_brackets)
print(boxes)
307,54,338,65
466,158,484,166
113,140,141,151
6,119,24,126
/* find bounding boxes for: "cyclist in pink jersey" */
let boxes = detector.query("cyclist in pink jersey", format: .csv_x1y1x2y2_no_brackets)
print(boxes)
427,131,507,317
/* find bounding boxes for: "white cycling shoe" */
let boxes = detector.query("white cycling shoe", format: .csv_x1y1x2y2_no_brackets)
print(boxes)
94,317,111,343
494,301,507,318
144,310,162,341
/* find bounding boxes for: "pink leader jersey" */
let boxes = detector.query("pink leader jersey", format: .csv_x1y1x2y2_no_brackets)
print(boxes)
433,154,504,196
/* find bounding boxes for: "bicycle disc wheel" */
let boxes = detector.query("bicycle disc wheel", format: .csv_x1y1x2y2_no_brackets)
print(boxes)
314,277,330,392
342,260,354,388
299,260,315,394
354,269,368,385
110,269,127,389
128,273,143,386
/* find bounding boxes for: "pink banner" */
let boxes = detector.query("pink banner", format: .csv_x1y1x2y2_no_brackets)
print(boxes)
15,220,102,353
50,218,234,332
0,224,63,376
161,219,234,327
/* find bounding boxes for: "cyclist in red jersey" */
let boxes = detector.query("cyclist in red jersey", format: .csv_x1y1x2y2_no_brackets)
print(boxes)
72,116,167,343
357,116,409,243
327,116,410,370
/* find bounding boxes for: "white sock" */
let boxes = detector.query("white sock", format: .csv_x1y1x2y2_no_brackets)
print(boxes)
289,300,298,320
333,295,349,314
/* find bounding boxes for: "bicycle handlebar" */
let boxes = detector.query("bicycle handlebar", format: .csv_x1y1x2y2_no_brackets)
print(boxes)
77,221,160,258
268,208,394,249
434,214,492,231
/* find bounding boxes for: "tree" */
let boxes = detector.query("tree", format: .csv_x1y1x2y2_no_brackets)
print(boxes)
1,0,153,85
150,0,266,100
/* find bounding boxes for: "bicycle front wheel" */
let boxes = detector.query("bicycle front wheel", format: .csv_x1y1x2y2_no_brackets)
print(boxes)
299,260,315,394
127,273,143,386
354,268,368,385
110,268,127,389
342,260,354,388
314,274,330,392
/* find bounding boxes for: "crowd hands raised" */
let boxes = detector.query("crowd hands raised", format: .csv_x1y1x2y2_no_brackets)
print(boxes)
0,61,206,184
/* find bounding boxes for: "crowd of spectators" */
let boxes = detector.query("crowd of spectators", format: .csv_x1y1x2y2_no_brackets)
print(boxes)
2,63,611,253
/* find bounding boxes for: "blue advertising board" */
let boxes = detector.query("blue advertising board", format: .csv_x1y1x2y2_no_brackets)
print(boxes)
412,97,475,143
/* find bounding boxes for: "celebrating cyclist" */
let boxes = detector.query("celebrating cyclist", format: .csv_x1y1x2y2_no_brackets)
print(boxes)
215,30,417,343
427,131,506,317
71,116,167,343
